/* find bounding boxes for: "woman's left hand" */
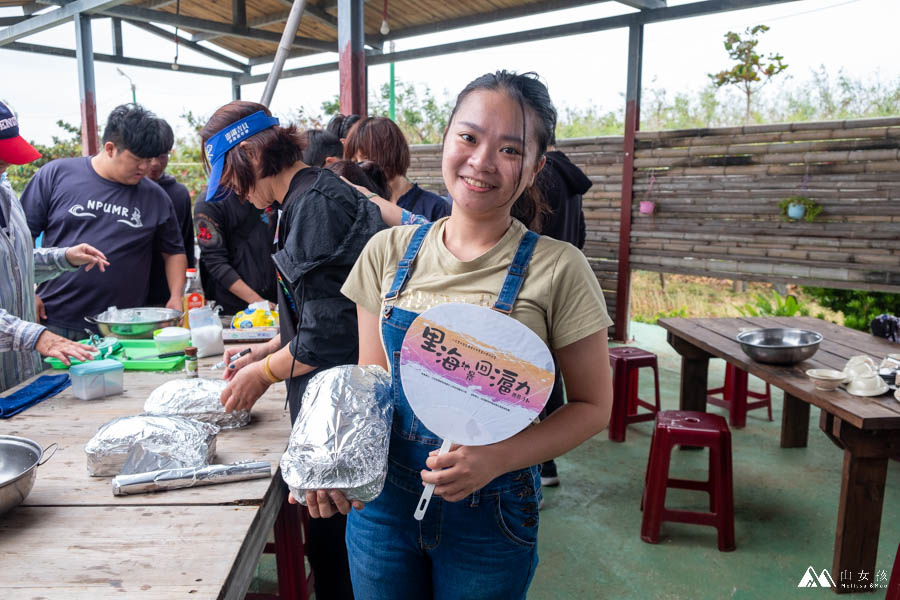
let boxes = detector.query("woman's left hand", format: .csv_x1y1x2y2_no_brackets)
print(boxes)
65,243,109,272
421,444,507,503
220,361,271,412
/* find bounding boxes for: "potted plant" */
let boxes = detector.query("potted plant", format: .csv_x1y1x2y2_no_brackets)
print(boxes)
778,195,821,222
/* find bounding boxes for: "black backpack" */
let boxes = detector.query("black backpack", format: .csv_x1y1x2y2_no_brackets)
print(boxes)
870,314,900,343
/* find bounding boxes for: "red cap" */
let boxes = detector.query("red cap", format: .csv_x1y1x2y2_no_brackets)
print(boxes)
0,101,41,165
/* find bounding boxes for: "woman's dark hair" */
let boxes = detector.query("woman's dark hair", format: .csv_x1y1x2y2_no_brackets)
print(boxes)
326,113,361,139
327,160,389,199
357,160,390,199
342,117,411,181
445,71,557,232
199,101,306,200
303,129,343,167
102,103,168,158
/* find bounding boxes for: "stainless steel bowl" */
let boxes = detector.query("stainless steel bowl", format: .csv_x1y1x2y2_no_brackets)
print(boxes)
0,436,55,516
85,307,183,339
736,328,823,365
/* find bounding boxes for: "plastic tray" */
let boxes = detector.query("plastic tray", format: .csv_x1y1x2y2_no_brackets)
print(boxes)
45,339,186,371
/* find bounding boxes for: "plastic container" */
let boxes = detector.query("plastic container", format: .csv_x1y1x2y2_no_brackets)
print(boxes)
69,359,124,400
153,327,191,354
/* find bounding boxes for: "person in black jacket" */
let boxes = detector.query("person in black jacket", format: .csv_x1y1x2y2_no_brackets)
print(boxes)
193,190,277,315
147,119,195,306
200,100,386,600
538,146,589,250
534,144,591,488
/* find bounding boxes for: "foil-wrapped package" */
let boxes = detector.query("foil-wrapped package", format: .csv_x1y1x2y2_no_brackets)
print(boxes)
112,461,271,496
85,415,219,476
281,365,392,504
144,378,250,429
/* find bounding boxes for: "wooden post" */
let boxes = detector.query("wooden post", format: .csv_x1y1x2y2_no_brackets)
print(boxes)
74,12,98,156
338,0,366,116
614,23,643,341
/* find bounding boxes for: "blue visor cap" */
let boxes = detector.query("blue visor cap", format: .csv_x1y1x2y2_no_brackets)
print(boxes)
204,110,280,202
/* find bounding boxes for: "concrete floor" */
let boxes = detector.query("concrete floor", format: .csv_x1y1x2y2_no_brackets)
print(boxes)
250,322,900,599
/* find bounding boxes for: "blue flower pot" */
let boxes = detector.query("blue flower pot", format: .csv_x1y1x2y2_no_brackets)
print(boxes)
787,203,806,220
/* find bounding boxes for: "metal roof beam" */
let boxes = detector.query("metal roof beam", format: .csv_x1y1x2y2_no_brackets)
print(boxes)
193,0,339,43
35,1,336,52
0,17,28,26
376,0,608,43
0,0,130,46
98,5,335,52
273,0,337,28
123,19,250,72
4,40,242,77
616,0,666,9
239,0,800,84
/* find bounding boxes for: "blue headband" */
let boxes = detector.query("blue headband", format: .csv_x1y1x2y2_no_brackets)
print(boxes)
204,110,280,202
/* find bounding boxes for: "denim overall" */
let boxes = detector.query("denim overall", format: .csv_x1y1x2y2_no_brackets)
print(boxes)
346,223,544,600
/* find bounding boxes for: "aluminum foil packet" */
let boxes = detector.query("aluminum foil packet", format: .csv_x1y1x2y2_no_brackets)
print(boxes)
112,461,271,496
144,378,250,429
84,415,219,476
281,365,392,504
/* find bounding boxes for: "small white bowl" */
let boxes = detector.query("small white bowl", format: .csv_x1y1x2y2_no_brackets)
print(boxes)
806,369,846,391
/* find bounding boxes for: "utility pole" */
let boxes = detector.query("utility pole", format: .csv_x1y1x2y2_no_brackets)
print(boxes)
116,68,136,104
389,40,395,120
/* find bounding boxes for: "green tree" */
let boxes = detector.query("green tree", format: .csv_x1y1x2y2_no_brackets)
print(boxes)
709,24,788,125
802,288,900,331
6,120,83,194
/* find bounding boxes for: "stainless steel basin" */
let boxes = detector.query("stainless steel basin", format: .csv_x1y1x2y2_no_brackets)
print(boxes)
0,436,55,516
736,328,823,365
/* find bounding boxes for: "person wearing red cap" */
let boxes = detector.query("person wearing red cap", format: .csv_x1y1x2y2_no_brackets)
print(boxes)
0,100,110,392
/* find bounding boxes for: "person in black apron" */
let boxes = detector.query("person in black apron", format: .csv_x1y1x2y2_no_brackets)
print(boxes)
310,72,615,599
198,101,386,600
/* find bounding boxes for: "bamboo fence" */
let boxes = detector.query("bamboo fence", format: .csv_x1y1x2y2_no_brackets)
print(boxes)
407,117,900,335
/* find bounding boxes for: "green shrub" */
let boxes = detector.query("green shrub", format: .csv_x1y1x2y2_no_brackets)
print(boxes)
802,287,900,331
738,290,810,317
633,306,688,325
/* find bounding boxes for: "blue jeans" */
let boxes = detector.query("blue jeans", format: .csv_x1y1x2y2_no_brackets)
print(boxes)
346,438,541,600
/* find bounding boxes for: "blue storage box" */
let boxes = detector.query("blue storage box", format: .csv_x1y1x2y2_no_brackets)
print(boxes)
69,359,124,400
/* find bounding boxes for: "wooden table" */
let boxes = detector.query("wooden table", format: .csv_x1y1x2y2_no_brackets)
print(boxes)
0,358,294,599
659,316,900,594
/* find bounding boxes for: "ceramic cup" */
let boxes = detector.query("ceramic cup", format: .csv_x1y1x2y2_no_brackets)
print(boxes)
846,372,888,396
844,355,877,379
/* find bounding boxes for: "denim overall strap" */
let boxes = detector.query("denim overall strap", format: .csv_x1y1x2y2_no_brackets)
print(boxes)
383,222,434,302
492,230,540,314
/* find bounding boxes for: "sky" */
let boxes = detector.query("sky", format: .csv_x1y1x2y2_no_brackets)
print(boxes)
1,0,898,145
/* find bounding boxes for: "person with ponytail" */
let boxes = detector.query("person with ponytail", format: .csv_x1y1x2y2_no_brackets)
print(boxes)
305,71,614,599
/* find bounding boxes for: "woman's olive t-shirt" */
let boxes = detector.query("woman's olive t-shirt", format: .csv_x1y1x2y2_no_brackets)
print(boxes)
341,217,612,351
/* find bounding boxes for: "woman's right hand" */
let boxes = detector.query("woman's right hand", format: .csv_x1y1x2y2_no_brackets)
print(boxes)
291,489,365,518
222,340,276,381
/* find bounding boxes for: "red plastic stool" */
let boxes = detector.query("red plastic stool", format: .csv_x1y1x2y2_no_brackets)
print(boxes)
707,363,772,428
887,542,900,600
640,410,735,551
608,346,661,442
245,494,313,600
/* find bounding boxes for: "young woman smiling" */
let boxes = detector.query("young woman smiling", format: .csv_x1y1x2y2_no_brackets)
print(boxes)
309,71,614,599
